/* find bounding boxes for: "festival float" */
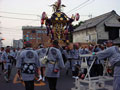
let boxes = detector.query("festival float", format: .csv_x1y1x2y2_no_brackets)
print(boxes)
41,0,80,45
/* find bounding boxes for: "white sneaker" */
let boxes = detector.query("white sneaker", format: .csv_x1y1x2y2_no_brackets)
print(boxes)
4,76,8,82
72,76,79,79
72,76,76,79
42,77,45,81
37,75,42,81
75,76,79,79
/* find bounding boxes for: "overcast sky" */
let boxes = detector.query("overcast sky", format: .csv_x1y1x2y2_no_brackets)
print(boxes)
0,0,120,46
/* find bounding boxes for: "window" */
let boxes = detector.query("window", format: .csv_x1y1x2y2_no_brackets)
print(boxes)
37,37,41,40
36,30,47,34
30,37,33,39
37,30,42,33
32,30,36,33
118,18,120,22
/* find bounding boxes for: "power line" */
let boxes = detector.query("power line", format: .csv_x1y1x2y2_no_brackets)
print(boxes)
67,0,90,14
0,27,22,30
1,31,22,35
3,33,22,35
1,32,22,35
0,11,41,17
0,15,40,21
2,20,39,29
73,0,95,13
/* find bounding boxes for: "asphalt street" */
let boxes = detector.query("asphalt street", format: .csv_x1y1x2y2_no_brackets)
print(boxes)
0,66,113,90
0,66,75,90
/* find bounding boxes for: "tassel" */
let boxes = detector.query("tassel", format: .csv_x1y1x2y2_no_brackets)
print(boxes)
76,13,80,21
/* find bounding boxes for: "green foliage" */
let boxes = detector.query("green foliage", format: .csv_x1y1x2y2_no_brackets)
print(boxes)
73,21,84,29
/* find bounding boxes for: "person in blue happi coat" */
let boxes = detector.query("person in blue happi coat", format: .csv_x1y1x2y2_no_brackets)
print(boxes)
16,42,41,90
45,40,65,90
96,40,120,90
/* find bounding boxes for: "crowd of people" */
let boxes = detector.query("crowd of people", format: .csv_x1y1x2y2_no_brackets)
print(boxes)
0,40,120,90
0,46,17,82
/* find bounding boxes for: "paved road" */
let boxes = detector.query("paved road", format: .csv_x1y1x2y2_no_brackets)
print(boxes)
0,66,113,90
0,67,75,90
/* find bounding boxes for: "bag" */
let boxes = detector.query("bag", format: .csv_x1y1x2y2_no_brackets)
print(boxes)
41,56,48,64
41,48,50,65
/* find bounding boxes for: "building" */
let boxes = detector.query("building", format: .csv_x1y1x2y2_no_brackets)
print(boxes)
73,10,120,44
13,39,23,48
22,26,50,48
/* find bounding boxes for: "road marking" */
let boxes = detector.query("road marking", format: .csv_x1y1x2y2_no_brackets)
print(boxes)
13,74,46,86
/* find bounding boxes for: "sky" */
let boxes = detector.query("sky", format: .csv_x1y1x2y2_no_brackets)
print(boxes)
0,0,120,46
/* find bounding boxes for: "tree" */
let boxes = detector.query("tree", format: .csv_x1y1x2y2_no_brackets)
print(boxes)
73,21,84,29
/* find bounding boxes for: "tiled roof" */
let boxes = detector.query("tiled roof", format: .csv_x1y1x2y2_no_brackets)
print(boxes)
74,10,118,32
